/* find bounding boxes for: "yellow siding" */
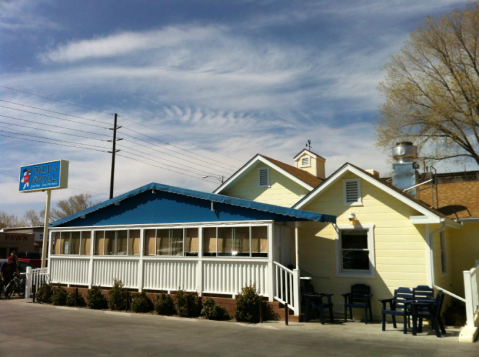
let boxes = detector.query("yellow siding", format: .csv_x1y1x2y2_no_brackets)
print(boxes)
295,153,316,177
450,223,479,298
298,172,428,319
222,162,310,207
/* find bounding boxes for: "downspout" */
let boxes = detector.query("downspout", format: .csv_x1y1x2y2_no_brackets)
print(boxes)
427,221,466,303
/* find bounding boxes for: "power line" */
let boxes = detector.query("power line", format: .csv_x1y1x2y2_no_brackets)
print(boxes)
0,100,111,125
0,129,110,150
0,121,108,142
0,133,109,153
121,127,237,171
0,105,111,129
0,85,115,116
0,114,110,137
117,153,218,183
119,113,244,164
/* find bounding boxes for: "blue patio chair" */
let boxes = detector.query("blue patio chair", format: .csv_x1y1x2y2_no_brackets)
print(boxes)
412,290,446,337
302,280,334,324
379,287,413,334
342,284,373,323
413,285,434,302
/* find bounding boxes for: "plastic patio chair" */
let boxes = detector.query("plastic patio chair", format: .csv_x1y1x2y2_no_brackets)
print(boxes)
341,284,373,324
302,280,334,324
412,290,446,337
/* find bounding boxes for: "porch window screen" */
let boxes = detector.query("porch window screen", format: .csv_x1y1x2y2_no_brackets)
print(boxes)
70,232,80,254
60,232,70,254
53,232,61,254
251,226,268,257
80,231,91,255
105,231,115,255
94,230,143,256
145,229,156,255
185,228,199,256
171,229,183,256
203,228,217,256
341,230,369,271
94,231,105,255
128,230,141,256
218,227,250,256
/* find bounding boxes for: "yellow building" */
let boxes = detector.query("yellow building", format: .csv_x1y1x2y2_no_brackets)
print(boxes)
215,147,479,340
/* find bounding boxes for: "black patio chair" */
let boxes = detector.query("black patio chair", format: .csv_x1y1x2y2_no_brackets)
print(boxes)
342,284,373,324
412,290,446,337
413,285,434,302
302,280,334,324
379,287,413,334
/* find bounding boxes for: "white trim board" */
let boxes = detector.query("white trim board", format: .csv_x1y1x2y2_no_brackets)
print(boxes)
294,164,441,221
214,155,315,194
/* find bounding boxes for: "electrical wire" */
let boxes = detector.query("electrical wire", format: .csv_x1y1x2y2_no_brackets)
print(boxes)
0,100,111,125
0,105,110,129
0,85,115,116
0,114,110,137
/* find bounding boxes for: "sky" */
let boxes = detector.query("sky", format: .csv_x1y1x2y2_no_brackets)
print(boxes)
0,0,473,219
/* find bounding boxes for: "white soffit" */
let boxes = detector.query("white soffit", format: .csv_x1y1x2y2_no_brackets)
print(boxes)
214,155,314,194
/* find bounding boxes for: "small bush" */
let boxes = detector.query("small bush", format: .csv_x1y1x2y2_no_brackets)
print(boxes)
36,283,53,304
131,292,154,313
234,284,262,323
201,297,230,321
86,286,108,309
66,290,86,307
51,285,68,306
108,280,128,311
175,290,201,317
154,293,176,316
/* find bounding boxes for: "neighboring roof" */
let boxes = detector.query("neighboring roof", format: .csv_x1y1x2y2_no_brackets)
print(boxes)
293,149,326,161
418,181,479,219
214,154,323,195
293,163,446,221
51,182,336,227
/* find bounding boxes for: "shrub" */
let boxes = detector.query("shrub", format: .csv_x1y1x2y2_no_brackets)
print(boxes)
175,290,201,317
108,280,128,311
36,283,53,304
130,292,154,313
86,286,108,309
51,285,68,306
234,284,262,323
154,293,176,316
201,297,230,321
66,290,86,307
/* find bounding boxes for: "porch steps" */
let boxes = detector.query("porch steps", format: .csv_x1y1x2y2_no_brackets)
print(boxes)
268,301,302,322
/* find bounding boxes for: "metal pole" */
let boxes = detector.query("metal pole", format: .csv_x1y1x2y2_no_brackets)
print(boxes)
109,113,118,199
285,303,289,325
41,190,51,268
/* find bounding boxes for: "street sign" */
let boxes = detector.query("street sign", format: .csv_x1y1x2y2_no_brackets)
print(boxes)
19,160,69,192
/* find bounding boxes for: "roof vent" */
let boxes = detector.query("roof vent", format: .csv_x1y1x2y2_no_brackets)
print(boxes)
392,142,419,197
392,142,417,163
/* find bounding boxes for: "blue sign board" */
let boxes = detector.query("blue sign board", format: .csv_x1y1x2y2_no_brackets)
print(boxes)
19,160,69,192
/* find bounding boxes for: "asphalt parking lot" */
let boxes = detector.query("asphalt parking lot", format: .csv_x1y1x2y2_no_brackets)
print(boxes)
0,298,477,357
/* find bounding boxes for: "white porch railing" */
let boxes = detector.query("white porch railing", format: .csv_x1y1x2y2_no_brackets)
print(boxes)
273,261,300,315
463,259,479,328
25,267,50,298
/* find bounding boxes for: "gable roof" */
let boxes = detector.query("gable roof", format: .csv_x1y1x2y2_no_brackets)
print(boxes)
51,182,336,227
293,149,326,161
214,154,323,194
293,163,448,222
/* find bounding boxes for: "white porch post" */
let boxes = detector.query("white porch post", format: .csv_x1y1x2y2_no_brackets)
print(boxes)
138,228,145,292
267,223,274,301
47,230,53,276
197,227,203,296
293,221,301,315
25,266,33,299
88,229,94,288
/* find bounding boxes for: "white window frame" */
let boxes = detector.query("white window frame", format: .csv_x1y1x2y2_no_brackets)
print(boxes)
257,167,270,188
440,231,447,276
300,156,310,167
343,178,362,206
335,224,375,278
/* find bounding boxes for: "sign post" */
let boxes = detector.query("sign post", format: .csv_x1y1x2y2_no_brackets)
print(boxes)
19,160,69,268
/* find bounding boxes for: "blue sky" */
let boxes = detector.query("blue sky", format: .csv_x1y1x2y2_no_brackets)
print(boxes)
0,0,472,218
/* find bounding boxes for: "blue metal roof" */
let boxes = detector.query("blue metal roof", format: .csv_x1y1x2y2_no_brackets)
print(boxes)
51,182,336,227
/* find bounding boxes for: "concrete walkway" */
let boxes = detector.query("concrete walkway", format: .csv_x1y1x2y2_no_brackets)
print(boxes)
0,299,476,357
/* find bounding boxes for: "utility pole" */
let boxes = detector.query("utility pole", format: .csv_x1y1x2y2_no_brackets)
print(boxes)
109,113,122,199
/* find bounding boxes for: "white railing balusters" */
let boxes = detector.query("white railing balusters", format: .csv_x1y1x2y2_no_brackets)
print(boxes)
464,260,479,329
273,261,300,316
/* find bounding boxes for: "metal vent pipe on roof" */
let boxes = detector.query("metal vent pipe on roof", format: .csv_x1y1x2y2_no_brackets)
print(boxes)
392,142,418,163
392,142,419,198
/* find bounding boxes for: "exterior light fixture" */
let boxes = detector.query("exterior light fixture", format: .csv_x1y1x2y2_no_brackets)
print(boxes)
348,212,356,224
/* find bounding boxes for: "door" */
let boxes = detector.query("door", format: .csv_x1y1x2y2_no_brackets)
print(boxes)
279,226,293,267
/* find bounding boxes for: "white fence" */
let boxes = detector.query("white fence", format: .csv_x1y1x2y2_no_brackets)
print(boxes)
143,260,197,292
463,259,479,328
273,261,300,315
24,267,50,298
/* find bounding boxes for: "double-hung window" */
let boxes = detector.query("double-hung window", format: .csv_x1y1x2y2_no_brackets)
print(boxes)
335,224,375,278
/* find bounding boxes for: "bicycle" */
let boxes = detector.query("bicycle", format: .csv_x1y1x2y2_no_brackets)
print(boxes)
4,274,25,299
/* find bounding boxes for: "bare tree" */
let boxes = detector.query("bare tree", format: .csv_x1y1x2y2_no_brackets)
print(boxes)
23,210,44,226
0,211,25,229
49,193,96,222
376,3,479,166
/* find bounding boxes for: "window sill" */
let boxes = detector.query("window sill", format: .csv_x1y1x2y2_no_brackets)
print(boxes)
343,202,363,207
336,271,375,279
